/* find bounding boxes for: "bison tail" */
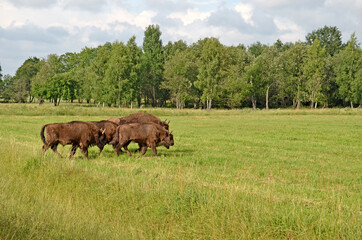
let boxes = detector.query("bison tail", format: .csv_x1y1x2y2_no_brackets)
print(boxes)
40,124,47,145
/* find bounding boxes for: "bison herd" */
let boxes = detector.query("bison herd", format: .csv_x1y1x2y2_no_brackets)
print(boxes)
40,112,174,159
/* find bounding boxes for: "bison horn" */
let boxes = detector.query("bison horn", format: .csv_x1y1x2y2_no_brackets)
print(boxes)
101,128,106,134
170,130,173,134
167,120,170,124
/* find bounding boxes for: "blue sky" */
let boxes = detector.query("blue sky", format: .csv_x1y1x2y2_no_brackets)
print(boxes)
0,0,361,76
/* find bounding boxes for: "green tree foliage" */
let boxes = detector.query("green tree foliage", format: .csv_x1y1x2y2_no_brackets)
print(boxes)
141,24,164,106
333,33,362,108
0,64,2,81
0,74,14,102
90,42,113,105
32,54,63,105
104,41,132,107
195,38,227,110
163,48,198,109
306,26,342,56
7,25,361,109
11,57,41,102
276,42,308,109
164,40,187,61
303,39,326,108
221,45,250,108
127,36,143,108
75,47,97,103
248,41,267,57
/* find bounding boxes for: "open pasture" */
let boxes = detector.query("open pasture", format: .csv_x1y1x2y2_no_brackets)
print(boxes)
0,104,361,239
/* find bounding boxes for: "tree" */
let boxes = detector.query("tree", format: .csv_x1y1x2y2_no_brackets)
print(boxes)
104,41,132,107
306,26,342,56
303,39,326,108
276,42,308,109
164,40,187,61
248,41,267,57
58,52,79,103
333,33,362,108
11,57,41,102
194,38,227,110
0,64,3,99
127,36,143,107
32,54,63,105
73,47,97,103
0,64,2,81
0,74,14,102
163,48,198,109
90,42,113,105
221,45,250,108
141,24,164,107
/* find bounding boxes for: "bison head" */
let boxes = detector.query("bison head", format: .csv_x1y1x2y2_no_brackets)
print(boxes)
97,128,107,145
160,130,174,149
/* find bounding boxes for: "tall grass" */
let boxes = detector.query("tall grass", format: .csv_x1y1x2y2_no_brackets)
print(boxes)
0,104,361,239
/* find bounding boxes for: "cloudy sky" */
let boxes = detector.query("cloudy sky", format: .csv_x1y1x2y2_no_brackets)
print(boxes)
0,0,361,76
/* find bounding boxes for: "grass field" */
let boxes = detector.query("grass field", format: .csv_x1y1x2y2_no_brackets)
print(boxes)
0,104,361,239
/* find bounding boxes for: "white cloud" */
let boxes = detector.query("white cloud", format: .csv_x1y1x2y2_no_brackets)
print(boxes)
0,0,361,75
324,0,362,9
168,8,211,25
235,3,254,25
273,17,305,42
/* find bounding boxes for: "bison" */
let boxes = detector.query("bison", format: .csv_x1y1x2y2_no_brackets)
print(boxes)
89,120,118,155
111,122,174,157
40,121,105,159
108,112,170,130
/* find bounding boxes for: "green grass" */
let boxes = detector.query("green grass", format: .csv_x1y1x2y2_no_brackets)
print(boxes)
0,104,361,239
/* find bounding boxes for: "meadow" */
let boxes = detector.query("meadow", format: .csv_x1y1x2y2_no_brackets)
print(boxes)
0,104,361,239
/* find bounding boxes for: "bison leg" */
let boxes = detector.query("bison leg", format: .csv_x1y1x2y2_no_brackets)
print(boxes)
51,144,63,158
41,144,49,156
134,144,142,153
68,144,78,159
80,146,89,159
138,144,148,156
122,141,132,157
113,144,123,156
114,142,125,156
150,144,158,156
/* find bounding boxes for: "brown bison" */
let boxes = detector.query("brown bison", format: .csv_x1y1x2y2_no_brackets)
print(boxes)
89,120,118,155
108,112,169,130
40,121,106,159
111,122,174,157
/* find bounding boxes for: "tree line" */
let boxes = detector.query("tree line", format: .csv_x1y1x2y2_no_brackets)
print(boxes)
0,25,361,109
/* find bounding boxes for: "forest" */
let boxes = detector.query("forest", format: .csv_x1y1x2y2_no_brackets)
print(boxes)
0,25,361,109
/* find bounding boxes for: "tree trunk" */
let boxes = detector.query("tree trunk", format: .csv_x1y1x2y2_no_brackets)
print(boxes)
350,101,354,109
251,96,256,110
152,86,156,107
265,86,270,110
315,102,318,108
296,85,301,109
206,97,212,111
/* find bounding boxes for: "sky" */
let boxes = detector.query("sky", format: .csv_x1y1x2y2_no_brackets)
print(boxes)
0,0,361,76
